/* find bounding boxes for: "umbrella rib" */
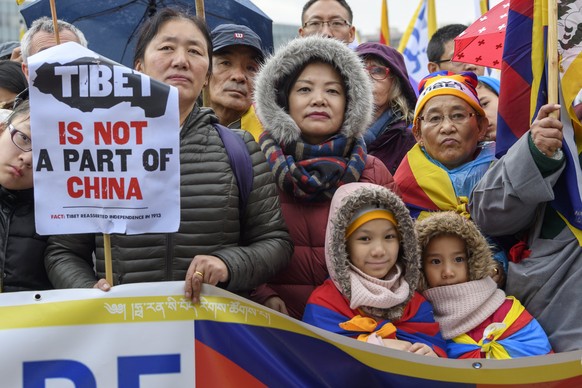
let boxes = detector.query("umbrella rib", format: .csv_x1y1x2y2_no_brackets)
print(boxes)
120,9,150,64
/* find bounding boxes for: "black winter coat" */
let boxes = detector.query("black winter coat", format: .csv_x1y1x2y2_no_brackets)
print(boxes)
0,187,52,292
45,106,293,291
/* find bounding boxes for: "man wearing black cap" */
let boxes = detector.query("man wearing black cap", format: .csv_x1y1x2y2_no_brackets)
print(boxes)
208,24,264,140
0,41,20,61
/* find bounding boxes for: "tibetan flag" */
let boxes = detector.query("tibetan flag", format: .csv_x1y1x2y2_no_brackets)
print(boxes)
552,0,582,244
497,0,582,243
380,0,390,45
398,0,436,89
496,0,548,158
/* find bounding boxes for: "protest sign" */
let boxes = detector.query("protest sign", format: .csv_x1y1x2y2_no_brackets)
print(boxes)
1,283,582,387
28,42,180,235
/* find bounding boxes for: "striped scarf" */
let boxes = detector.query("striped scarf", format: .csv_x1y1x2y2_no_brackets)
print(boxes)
259,131,367,201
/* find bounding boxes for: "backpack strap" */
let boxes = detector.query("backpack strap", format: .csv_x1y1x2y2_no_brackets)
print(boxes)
214,123,254,215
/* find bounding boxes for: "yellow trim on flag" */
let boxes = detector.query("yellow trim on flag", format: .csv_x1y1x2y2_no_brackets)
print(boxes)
480,0,489,14
427,0,437,37
381,0,390,44
398,0,424,53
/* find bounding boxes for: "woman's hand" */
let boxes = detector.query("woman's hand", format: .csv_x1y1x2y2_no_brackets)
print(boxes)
264,296,289,315
184,255,229,304
93,278,111,291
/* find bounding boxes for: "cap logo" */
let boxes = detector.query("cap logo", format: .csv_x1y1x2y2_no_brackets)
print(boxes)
234,32,244,39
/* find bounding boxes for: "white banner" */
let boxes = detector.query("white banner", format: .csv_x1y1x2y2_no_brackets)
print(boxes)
28,42,180,235
2,283,582,387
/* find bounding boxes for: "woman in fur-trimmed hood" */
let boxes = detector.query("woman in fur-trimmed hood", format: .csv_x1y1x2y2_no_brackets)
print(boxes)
416,212,552,359
303,183,446,357
251,37,395,319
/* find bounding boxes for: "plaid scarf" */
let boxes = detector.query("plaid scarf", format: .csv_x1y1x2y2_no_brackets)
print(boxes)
259,131,367,201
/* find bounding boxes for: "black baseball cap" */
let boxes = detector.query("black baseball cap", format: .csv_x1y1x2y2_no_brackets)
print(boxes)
0,41,19,60
211,24,264,60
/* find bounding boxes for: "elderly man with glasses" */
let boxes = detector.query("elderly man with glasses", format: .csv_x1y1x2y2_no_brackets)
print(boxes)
299,0,355,44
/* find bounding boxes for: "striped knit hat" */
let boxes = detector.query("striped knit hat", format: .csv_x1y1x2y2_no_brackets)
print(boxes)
413,71,485,122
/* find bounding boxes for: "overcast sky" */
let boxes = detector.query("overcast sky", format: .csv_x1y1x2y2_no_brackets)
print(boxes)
252,0,504,36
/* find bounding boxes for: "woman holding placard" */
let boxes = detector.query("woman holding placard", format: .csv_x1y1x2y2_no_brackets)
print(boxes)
45,8,292,303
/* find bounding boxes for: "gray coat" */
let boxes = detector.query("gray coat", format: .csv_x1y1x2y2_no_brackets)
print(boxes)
45,106,293,292
469,133,578,352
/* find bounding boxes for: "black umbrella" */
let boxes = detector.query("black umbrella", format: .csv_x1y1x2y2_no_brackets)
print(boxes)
20,0,273,68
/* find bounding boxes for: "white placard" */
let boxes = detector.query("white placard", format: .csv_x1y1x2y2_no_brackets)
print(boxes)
28,42,180,235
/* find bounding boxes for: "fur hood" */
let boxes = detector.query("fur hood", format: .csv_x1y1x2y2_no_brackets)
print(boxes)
415,212,496,291
254,36,373,145
325,183,420,320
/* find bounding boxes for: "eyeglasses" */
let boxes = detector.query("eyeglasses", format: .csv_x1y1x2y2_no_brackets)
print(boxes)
433,57,467,69
418,111,477,128
8,124,32,152
365,65,390,81
303,18,351,31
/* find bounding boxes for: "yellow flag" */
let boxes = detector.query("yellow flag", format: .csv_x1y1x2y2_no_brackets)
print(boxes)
380,0,390,45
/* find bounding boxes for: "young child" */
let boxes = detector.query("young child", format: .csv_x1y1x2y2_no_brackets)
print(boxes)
0,100,53,292
416,212,552,359
303,182,446,357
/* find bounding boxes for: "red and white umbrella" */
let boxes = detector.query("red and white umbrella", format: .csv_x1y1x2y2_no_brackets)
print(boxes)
453,0,510,69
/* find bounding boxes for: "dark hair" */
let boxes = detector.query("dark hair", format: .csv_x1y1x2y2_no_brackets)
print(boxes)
5,99,30,126
427,24,467,62
133,7,213,76
301,0,353,24
275,59,346,112
0,60,27,96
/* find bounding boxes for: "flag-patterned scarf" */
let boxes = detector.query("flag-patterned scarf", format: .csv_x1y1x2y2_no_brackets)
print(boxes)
394,143,495,219
259,131,367,201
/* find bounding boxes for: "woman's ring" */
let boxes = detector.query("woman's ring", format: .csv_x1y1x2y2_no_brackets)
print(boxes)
195,271,204,278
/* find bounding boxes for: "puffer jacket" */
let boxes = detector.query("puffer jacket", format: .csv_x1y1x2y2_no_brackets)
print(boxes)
0,187,52,292
45,106,293,292
251,36,396,319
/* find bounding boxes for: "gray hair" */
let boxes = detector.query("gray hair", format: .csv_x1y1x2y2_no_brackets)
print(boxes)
21,17,88,63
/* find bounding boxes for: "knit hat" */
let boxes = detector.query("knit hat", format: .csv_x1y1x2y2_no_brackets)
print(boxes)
477,75,500,96
345,205,397,238
415,212,497,291
356,42,417,109
414,71,485,122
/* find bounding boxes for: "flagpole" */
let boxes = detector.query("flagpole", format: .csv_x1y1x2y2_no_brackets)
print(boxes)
196,0,210,107
49,0,60,44
547,0,558,118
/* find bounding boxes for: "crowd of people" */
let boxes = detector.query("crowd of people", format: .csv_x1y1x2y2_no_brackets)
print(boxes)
1,0,580,360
